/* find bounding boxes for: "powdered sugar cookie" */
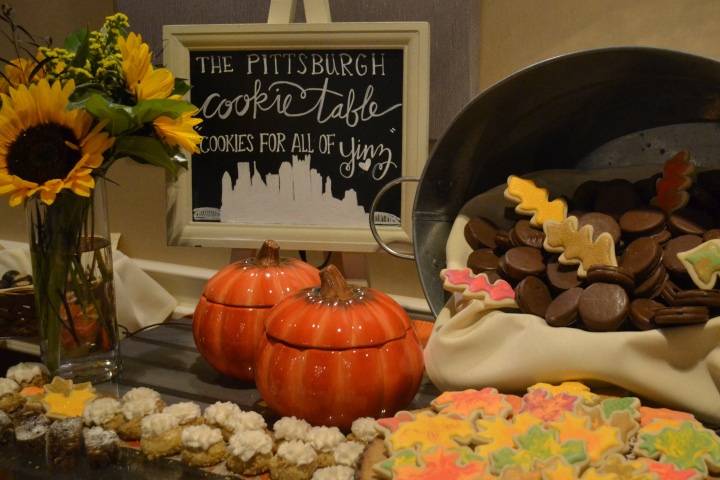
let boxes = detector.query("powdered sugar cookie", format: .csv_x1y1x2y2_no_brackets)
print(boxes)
431,388,514,421
349,417,379,444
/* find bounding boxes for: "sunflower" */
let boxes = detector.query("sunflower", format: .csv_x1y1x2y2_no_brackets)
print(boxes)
0,57,44,94
0,79,114,206
117,32,174,100
153,109,202,153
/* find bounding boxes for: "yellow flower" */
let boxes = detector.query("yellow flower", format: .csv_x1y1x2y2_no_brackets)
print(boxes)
0,79,114,206
0,57,43,94
117,32,174,100
153,110,202,153
136,67,174,100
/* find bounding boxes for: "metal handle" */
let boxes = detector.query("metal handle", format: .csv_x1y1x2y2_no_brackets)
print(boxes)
369,176,419,260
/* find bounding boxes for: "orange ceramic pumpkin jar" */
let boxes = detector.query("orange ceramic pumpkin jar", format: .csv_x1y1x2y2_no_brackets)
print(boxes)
255,265,424,429
193,240,320,381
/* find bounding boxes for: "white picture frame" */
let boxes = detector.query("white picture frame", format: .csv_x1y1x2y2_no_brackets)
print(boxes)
163,22,429,252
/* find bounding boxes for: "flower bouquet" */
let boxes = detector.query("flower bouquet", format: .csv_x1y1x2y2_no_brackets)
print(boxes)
0,8,202,381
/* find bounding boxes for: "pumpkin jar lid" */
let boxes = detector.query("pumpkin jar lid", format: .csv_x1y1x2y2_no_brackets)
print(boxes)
202,240,320,307
265,265,412,349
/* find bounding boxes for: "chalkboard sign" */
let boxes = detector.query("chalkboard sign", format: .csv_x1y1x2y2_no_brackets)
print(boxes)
191,48,403,226
164,23,429,251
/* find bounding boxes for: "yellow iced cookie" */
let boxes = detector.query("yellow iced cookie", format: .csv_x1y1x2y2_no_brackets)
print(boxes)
549,413,623,463
528,382,599,405
377,410,478,453
543,216,617,278
504,175,567,227
475,413,542,457
42,376,97,419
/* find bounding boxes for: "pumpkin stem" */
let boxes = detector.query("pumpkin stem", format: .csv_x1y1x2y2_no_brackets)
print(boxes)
319,265,355,301
256,240,280,266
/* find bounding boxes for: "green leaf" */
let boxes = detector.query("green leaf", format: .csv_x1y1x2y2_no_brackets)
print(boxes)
83,94,135,135
113,136,182,178
63,27,88,52
172,78,191,96
66,28,90,68
132,99,196,123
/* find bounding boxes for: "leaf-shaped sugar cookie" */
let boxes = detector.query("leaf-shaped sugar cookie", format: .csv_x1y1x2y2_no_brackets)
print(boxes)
543,216,617,278
651,150,694,214
504,176,567,227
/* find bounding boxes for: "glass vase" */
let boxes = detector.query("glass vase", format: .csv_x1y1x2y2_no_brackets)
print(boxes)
26,179,120,383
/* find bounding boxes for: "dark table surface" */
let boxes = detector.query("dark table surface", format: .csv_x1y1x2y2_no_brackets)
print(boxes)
0,316,440,479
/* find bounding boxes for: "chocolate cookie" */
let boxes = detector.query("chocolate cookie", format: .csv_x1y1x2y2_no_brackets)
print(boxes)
464,217,498,250
572,181,599,211
578,283,629,331
586,265,634,293
649,228,672,245
633,264,668,299
467,249,500,273
578,212,621,243
704,229,720,242
629,298,663,331
698,169,720,191
654,306,709,326
671,289,720,308
621,237,662,281
494,231,514,252
662,235,703,276
619,208,665,237
545,287,583,327
499,247,545,281
511,220,546,249
593,179,642,218
668,208,713,236
546,261,582,291
660,279,681,305
515,276,552,317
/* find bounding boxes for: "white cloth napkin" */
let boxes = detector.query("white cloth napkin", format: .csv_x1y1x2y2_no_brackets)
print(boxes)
0,243,176,333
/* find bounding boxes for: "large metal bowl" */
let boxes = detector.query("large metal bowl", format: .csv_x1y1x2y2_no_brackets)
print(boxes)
413,47,720,316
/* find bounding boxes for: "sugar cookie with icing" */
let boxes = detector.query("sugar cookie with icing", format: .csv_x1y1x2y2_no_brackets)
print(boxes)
504,175,567,227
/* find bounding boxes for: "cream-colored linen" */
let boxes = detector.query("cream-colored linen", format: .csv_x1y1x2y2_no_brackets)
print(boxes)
0,243,176,332
428,165,720,424
425,299,720,424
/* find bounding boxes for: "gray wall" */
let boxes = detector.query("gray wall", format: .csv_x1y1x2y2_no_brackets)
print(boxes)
116,0,479,141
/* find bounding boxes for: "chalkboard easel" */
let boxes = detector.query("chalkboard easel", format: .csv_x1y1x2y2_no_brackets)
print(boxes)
164,0,430,255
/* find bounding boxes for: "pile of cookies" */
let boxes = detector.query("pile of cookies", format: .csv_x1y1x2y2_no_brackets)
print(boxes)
372,381,720,480
0,362,376,479
450,151,720,331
